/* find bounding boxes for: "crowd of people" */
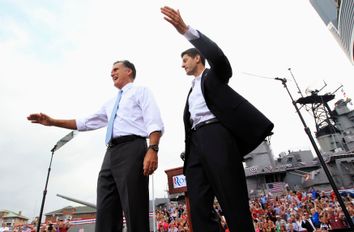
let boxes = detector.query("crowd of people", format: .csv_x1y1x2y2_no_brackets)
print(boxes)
1,188,353,232
0,218,70,232
39,219,70,232
248,189,353,232
155,188,354,232
155,202,189,232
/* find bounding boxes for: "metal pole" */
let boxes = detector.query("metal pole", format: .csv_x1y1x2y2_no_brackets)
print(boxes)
36,149,55,232
36,131,77,232
56,194,96,208
276,77,354,229
151,174,156,232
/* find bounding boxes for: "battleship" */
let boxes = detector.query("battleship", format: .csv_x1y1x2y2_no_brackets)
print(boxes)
244,83,354,197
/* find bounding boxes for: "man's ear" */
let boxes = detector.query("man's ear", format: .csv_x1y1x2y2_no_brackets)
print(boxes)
126,67,133,77
195,55,201,64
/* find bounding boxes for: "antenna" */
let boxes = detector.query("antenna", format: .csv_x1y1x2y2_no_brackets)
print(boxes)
288,68,311,112
317,80,327,94
288,68,304,97
331,84,343,95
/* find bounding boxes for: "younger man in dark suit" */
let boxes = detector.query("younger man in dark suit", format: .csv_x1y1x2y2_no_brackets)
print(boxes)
161,6,273,232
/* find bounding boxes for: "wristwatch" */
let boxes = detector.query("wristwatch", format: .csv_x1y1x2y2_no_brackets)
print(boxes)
148,144,159,152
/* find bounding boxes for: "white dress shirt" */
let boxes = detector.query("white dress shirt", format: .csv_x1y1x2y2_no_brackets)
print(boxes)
76,83,164,139
188,74,216,128
184,26,216,128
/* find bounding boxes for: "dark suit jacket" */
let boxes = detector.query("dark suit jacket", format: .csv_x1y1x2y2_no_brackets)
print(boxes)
183,30,274,167
301,219,315,232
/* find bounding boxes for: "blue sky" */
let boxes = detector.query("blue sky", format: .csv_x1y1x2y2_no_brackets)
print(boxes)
1,1,68,61
1,0,353,220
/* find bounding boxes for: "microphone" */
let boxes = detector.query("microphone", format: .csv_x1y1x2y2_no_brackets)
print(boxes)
275,77,287,83
180,152,185,161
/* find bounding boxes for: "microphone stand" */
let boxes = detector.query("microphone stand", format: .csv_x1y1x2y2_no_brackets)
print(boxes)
36,131,77,232
275,77,354,229
36,145,57,232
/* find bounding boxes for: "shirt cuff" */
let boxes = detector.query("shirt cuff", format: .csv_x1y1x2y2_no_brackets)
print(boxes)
75,118,86,131
147,124,164,137
183,26,200,41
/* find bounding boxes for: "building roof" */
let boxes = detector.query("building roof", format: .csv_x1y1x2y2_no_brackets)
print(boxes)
45,206,96,216
0,209,29,220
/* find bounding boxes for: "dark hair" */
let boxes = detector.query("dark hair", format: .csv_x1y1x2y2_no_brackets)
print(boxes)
181,48,205,65
113,60,136,79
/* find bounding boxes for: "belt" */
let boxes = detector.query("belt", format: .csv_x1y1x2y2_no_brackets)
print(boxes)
107,135,145,148
192,118,219,131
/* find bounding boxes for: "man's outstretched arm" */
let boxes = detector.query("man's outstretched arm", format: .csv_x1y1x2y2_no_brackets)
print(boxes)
161,6,188,34
161,6,232,81
27,113,77,130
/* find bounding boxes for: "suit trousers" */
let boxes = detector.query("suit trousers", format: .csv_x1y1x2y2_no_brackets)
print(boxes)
95,137,149,232
186,123,255,232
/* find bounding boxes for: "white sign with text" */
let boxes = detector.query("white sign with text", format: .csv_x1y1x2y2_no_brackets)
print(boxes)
172,174,187,188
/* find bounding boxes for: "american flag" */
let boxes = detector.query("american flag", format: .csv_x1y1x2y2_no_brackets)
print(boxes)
70,218,96,225
266,182,284,193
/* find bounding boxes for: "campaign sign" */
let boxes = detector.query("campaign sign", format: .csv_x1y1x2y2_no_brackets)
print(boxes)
173,174,187,189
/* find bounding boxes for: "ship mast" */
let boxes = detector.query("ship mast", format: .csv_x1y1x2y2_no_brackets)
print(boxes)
275,71,354,229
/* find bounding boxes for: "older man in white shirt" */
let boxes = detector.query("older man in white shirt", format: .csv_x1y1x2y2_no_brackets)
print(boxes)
27,60,164,232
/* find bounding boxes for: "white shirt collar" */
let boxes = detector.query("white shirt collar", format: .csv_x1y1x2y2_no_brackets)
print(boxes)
191,68,206,87
121,82,133,92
